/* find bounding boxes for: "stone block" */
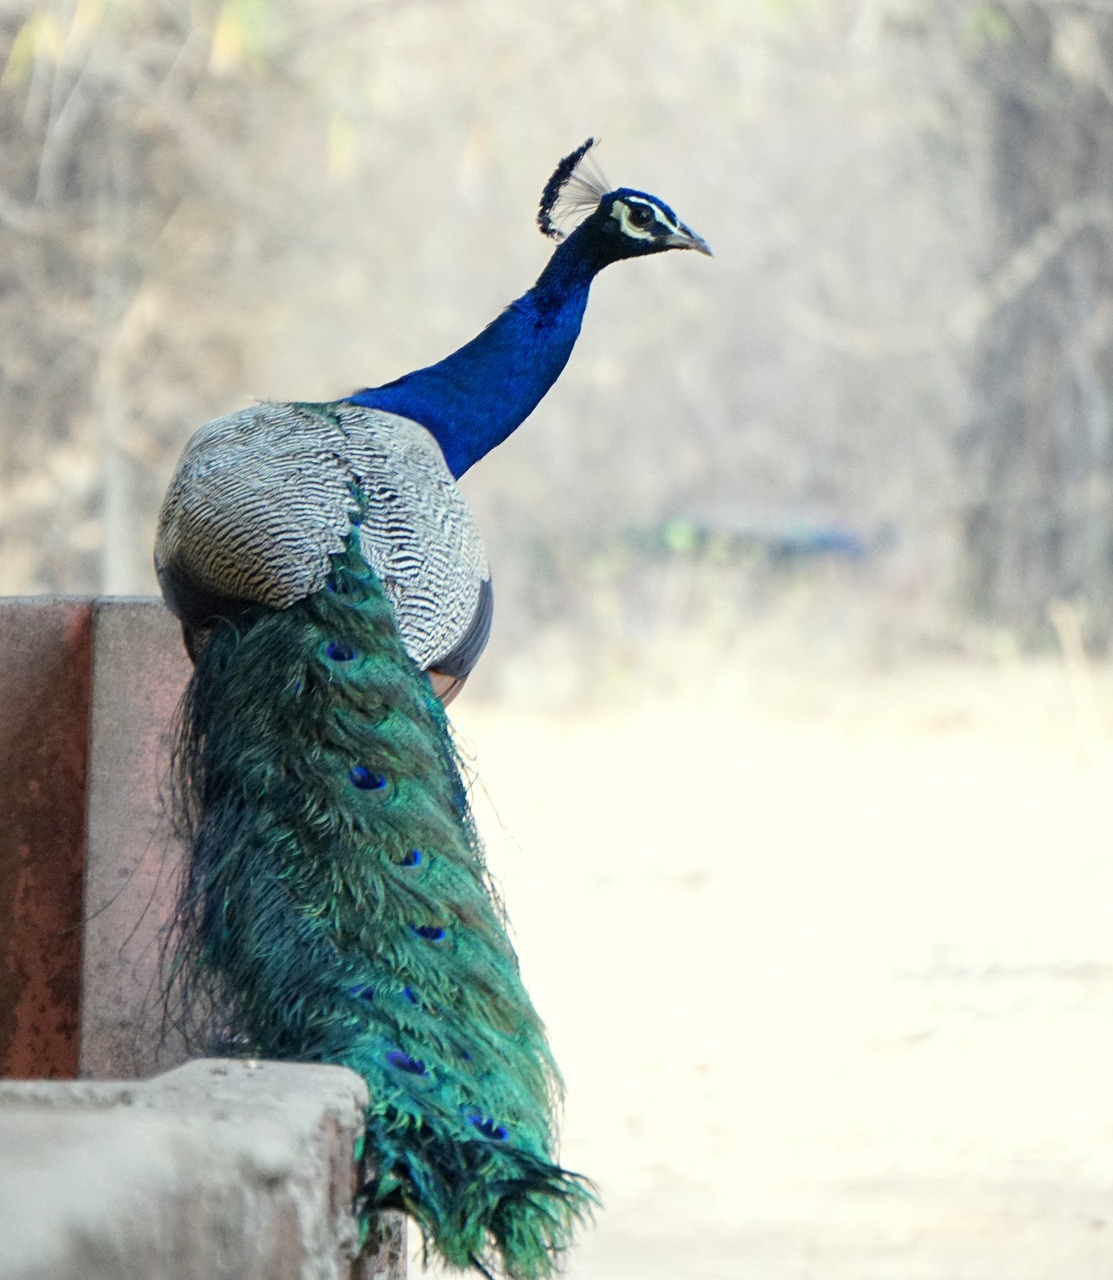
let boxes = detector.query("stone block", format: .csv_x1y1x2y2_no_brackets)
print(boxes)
0,1058,405,1280
0,599,406,1274
0,600,91,1078
79,599,192,1079
0,597,193,1080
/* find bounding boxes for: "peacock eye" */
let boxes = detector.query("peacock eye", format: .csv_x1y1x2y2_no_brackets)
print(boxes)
627,205,654,228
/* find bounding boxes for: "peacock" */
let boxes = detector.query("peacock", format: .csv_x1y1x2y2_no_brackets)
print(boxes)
155,138,709,1279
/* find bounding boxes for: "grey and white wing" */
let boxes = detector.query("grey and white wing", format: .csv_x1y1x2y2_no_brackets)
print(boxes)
155,401,492,676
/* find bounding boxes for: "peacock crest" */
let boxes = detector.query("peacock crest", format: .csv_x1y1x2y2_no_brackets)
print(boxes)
536,136,610,240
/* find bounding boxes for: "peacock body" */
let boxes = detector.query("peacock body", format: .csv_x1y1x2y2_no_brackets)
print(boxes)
156,140,708,1278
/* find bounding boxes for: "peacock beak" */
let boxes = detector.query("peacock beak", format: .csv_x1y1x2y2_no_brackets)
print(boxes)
666,224,712,256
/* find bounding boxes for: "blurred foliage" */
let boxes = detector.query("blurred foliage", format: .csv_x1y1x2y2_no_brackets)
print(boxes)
2,0,1113,662
0,0,309,591
961,1,1113,647
964,4,1014,48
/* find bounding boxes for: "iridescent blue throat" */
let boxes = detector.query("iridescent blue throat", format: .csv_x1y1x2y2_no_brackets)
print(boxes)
346,224,611,478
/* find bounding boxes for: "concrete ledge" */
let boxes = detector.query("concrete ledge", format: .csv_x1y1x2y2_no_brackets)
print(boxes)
0,1058,405,1280
1,602,407,1275
79,598,193,1079
0,596,193,1080
0,599,92,1078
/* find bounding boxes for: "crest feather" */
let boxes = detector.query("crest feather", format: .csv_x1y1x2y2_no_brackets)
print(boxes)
537,138,610,241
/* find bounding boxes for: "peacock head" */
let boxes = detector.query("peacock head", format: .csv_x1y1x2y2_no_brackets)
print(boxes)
537,137,712,263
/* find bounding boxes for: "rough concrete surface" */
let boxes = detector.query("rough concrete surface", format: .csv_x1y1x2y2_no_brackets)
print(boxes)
0,1058,404,1280
0,597,193,1081
79,599,193,1080
0,599,91,1077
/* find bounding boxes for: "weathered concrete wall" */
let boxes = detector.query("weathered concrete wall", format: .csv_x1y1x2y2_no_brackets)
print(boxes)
79,599,192,1079
0,1058,405,1280
1,600,406,1277
0,597,192,1080
0,600,91,1078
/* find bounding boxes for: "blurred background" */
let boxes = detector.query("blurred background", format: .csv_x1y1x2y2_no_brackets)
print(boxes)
6,0,1113,1276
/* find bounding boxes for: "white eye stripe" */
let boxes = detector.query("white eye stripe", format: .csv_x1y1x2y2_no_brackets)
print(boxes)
611,198,678,240
633,199,678,234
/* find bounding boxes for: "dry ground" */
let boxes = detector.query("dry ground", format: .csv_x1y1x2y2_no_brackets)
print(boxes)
429,650,1113,1279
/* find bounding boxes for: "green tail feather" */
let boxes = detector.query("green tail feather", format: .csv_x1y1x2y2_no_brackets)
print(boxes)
169,531,595,1278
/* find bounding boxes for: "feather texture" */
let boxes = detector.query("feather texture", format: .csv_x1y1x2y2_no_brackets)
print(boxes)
157,143,709,1278
156,401,489,672
169,527,595,1278
537,138,606,240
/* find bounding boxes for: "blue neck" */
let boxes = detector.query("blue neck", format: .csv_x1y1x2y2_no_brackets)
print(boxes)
345,231,607,477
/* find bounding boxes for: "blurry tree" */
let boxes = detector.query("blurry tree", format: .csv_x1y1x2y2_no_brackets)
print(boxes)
0,0,313,593
11,0,1110,668
960,0,1113,646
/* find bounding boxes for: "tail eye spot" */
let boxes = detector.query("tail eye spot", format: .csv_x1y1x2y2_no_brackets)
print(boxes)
350,765,387,790
410,924,446,942
468,1114,509,1141
386,1050,427,1076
